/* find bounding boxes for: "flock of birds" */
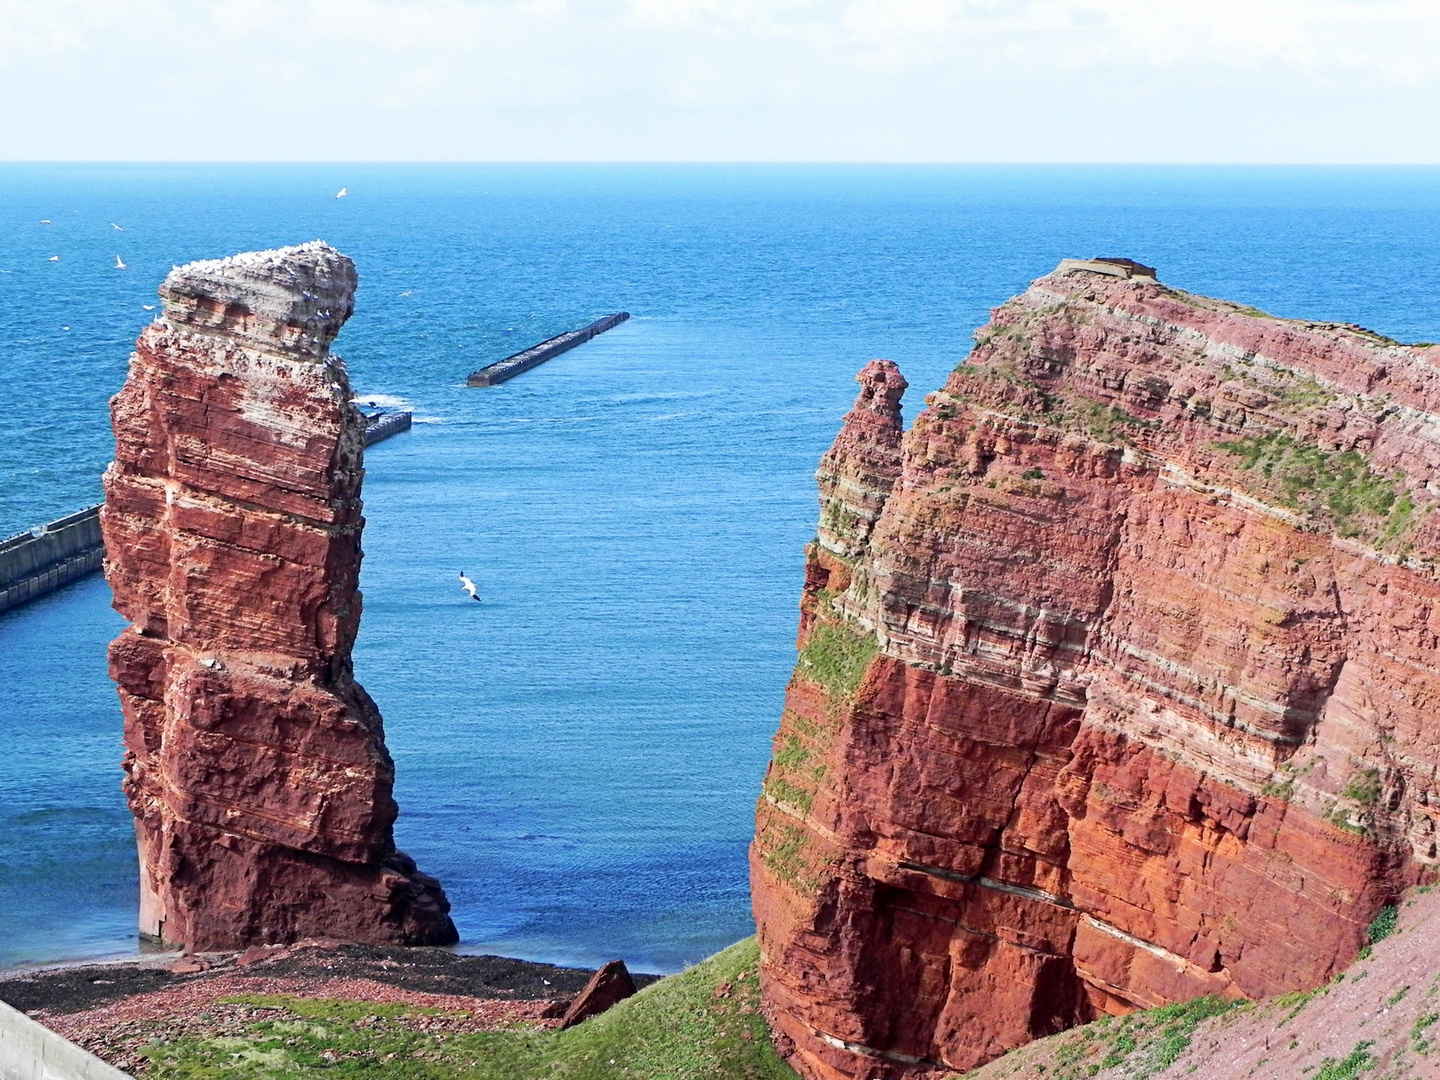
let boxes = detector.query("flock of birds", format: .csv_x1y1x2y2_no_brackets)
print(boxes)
36,218,129,267
34,190,348,268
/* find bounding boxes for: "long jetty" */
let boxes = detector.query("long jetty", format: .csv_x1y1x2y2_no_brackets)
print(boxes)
0,412,410,618
363,409,412,446
467,312,630,386
0,505,105,615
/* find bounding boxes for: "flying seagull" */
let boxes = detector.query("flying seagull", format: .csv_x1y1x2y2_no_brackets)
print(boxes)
142,304,155,310
110,222,123,231
335,187,348,199
458,572,481,602
39,219,51,224
48,255,59,262
114,255,127,269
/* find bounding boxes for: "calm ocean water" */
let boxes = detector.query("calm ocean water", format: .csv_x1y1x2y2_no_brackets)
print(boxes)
2,165,1439,972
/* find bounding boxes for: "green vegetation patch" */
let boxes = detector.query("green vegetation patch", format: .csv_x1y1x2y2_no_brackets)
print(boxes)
762,725,830,817
1368,905,1400,945
1312,1040,1378,1080
1036,994,1243,1080
819,500,865,542
1075,402,1160,445
762,776,814,815
1276,987,1321,1027
796,621,878,702
1262,777,1296,803
139,939,798,1080
1412,1011,1439,1055
1274,375,1338,412
754,808,830,897
771,734,810,773
1343,769,1383,809
1214,431,1414,543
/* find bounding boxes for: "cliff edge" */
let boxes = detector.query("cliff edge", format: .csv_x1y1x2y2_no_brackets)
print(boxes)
102,242,457,951
752,259,1440,1079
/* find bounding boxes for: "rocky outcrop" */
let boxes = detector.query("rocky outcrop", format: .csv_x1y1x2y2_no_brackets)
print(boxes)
558,960,640,1028
102,242,456,952
751,259,1440,1079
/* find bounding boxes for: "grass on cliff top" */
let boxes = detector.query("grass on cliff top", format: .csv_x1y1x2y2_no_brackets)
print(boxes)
139,938,799,1080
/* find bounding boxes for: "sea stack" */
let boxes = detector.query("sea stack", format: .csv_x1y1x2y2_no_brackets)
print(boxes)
752,259,1440,1078
102,242,456,951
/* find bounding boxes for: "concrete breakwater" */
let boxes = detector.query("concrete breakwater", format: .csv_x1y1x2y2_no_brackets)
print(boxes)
0,506,104,616
363,409,412,446
466,312,630,386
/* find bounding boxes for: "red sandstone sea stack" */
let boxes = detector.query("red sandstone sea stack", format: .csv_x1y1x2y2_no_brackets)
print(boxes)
102,242,456,951
752,258,1440,1079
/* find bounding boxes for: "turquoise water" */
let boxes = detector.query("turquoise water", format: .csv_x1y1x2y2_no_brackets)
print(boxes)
2,165,1439,972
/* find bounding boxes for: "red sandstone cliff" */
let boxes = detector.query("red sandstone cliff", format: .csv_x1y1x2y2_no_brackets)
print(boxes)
752,258,1440,1079
102,242,456,951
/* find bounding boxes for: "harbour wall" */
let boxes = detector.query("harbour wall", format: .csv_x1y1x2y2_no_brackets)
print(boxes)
0,506,104,616
467,312,630,386
363,409,412,446
0,997,130,1080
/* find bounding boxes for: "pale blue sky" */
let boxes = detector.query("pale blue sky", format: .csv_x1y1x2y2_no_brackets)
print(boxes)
3,0,1438,162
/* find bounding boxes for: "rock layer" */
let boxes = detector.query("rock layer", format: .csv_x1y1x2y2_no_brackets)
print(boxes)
103,242,456,951
752,260,1440,1079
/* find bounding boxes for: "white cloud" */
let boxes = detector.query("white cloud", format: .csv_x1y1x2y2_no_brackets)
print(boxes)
0,0,1435,158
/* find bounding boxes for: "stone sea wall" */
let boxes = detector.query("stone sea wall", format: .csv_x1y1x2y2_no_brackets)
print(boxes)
0,506,103,614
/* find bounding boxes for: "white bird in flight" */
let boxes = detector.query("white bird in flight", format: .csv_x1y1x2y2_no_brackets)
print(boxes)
48,255,59,262
335,187,348,199
142,304,155,310
39,219,52,225
114,255,127,269
458,572,481,602
110,222,123,231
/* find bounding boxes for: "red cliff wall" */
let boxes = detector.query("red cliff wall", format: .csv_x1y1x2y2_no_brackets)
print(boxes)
752,260,1440,1079
102,242,456,951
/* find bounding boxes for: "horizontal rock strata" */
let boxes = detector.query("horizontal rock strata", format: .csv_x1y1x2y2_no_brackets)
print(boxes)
752,260,1440,1079
103,242,456,951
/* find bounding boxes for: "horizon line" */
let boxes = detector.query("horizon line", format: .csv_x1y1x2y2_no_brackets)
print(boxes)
3,160,1440,168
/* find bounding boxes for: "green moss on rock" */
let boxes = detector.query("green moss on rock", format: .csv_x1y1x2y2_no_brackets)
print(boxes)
796,621,878,701
1215,431,1415,543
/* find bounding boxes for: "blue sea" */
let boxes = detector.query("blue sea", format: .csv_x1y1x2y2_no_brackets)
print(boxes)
2,165,1439,974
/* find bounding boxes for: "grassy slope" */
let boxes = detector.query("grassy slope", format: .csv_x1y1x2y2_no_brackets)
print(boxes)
142,938,800,1080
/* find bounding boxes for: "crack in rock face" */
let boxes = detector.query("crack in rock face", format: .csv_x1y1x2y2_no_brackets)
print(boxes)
752,260,1440,1080
102,242,457,952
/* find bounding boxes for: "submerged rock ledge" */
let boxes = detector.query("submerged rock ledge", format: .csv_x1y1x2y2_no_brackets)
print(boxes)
752,259,1440,1079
